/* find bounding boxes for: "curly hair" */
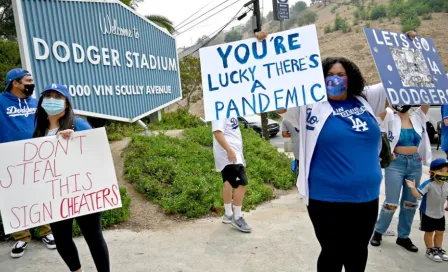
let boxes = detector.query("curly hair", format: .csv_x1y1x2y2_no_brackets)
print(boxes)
322,57,366,100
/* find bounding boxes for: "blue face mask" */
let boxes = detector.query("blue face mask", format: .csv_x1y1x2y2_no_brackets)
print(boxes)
41,98,65,116
325,75,348,97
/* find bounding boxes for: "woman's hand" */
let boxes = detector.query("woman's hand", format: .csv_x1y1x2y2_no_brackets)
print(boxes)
255,31,268,42
406,31,417,40
405,179,416,189
57,129,74,140
392,153,396,160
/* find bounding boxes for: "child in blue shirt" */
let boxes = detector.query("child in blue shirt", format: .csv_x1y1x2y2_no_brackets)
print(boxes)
406,158,448,262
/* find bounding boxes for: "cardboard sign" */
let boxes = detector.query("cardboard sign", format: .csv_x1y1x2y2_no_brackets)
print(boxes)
200,24,326,121
0,128,121,234
365,28,448,105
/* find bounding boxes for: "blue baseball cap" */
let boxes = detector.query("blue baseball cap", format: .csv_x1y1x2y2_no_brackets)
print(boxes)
4,68,32,92
42,83,71,101
430,158,448,171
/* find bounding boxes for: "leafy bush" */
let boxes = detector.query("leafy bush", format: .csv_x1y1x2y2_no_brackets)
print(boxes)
1,187,131,238
400,9,421,32
105,121,144,140
422,13,433,20
0,40,21,92
365,22,371,28
124,126,294,218
354,6,370,20
370,4,387,20
297,9,318,27
324,24,333,33
268,111,281,120
148,108,206,130
334,15,349,33
331,6,338,13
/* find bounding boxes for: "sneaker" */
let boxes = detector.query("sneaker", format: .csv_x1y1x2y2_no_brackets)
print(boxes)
384,230,396,236
436,248,448,261
42,234,56,249
222,214,233,224
370,231,382,247
396,237,418,252
231,215,252,233
11,241,28,258
426,248,443,262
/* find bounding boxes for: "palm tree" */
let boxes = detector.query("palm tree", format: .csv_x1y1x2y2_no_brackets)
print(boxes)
145,15,175,34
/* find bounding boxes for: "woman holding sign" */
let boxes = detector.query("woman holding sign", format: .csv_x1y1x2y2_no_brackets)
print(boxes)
33,83,110,272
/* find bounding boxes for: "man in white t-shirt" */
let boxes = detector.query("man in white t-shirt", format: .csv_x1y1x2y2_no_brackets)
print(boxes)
212,117,252,233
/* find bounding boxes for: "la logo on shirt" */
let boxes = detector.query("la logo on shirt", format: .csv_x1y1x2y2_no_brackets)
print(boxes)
230,118,239,130
333,106,369,132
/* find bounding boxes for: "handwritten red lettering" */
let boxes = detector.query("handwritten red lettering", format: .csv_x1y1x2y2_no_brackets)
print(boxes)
33,161,42,183
83,172,93,191
29,203,41,224
45,179,58,200
16,162,33,185
38,141,55,160
23,142,38,162
0,165,15,189
55,138,69,157
112,184,119,206
74,135,86,155
60,176,69,197
72,173,81,193
9,207,21,229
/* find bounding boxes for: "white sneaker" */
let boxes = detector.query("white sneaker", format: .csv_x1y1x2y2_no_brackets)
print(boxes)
436,248,448,261
42,234,56,249
426,248,443,262
11,241,28,258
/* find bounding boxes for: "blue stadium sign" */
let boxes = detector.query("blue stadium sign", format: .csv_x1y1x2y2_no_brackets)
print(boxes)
12,0,182,122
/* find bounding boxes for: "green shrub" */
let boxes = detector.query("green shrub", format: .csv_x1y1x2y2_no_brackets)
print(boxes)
422,13,433,20
388,0,408,17
124,126,294,217
365,22,371,28
147,108,205,130
370,4,387,20
268,111,281,120
400,9,421,32
324,24,333,33
331,6,338,13
354,7,370,21
105,121,144,140
334,15,349,32
297,9,318,27
108,133,124,141
353,18,359,25
1,187,131,238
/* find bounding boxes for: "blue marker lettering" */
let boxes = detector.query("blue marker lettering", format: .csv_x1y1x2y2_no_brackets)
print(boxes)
215,101,224,120
239,69,249,82
291,59,299,72
235,43,250,65
309,54,320,68
219,73,229,88
227,99,240,118
298,58,307,71
217,45,233,69
252,40,267,59
286,87,299,108
301,85,307,105
208,74,219,92
288,33,301,50
248,66,257,81
230,71,239,84
242,94,257,116
258,93,270,112
283,60,292,73
311,83,325,102
251,80,266,93
274,36,287,55
274,89,285,110
263,63,275,79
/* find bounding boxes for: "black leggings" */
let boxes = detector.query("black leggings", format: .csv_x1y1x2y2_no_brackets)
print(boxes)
307,198,379,272
50,212,110,272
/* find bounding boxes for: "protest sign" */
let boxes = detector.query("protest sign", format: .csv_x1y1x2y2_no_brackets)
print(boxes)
0,128,121,235
365,28,448,105
199,24,326,121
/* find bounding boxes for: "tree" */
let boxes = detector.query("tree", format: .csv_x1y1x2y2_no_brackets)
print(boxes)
297,10,318,27
180,56,202,108
224,30,243,42
292,1,308,13
0,0,16,39
0,39,21,92
145,15,175,34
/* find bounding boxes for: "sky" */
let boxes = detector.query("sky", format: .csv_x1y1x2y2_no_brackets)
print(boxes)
137,0,311,48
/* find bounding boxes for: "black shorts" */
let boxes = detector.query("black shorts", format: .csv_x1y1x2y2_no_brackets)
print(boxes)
221,164,248,188
420,212,445,232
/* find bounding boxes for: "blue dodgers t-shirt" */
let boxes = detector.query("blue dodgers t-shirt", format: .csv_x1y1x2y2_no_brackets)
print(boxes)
441,105,448,152
309,97,382,203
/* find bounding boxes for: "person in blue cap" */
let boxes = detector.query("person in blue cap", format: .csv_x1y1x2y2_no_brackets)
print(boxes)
406,158,448,263
0,68,56,258
33,83,109,272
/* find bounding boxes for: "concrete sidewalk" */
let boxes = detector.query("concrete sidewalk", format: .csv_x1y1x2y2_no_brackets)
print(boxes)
1,168,447,272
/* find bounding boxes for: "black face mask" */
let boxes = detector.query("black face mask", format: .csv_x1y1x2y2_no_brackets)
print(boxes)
392,105,411,113
21,84,35,97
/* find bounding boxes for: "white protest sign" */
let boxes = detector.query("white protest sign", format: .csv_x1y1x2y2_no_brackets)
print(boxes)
200,24,327,121
0,128,121,234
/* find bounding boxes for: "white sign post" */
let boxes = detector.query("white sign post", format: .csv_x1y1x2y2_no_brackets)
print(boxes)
200,24,326,121
0,128,121,234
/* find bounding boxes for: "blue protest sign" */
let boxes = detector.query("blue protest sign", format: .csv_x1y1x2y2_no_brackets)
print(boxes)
199,25,326,121
364,28,448,105
12,0,181,122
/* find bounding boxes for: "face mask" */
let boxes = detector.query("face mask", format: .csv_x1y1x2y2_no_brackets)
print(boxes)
434,173,448,183
41,98,65,116
392,105,411,113
325,75,347,97
21,84,35,97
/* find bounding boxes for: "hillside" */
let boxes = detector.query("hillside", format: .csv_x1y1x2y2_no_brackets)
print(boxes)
174,0,448,117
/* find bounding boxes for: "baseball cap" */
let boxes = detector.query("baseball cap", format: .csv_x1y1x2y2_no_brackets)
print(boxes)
430,158,448,171
4,68,32,92
42,83,71,101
